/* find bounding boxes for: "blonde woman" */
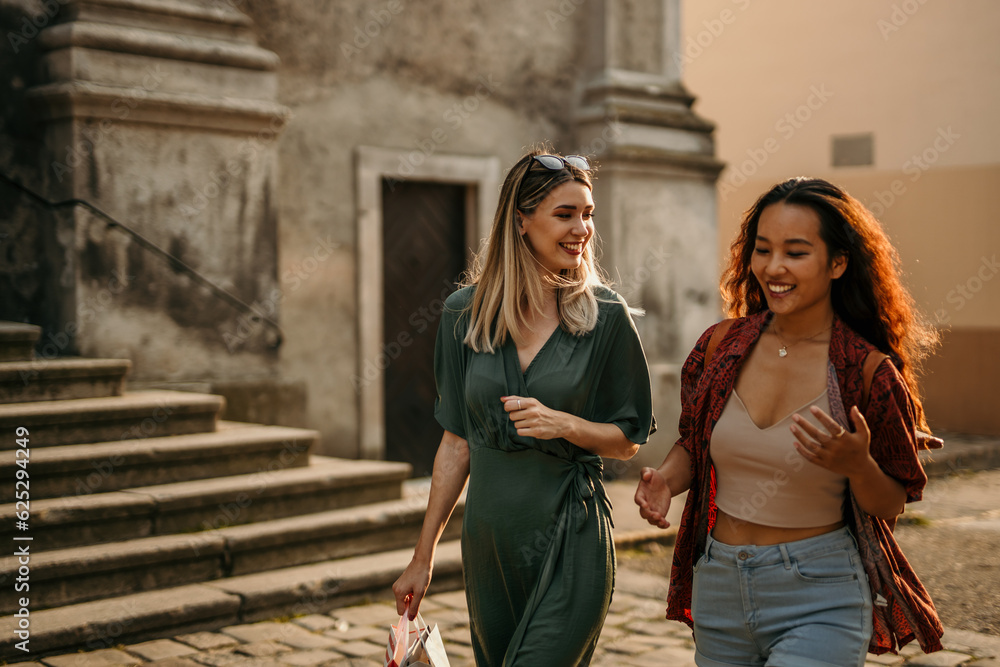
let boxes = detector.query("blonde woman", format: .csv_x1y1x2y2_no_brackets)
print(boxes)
393,148,656,666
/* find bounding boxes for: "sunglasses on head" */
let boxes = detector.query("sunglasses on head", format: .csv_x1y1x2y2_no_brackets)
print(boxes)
530,154,591,172
515,154,591,210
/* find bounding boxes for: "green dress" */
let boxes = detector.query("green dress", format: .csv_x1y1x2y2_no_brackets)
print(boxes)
434,285,656,667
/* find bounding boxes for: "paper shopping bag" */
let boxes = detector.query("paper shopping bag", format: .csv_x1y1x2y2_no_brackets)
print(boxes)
407,615,451,667
383,611,419,667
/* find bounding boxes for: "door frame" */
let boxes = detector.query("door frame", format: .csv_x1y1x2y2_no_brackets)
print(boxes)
354,146,501,460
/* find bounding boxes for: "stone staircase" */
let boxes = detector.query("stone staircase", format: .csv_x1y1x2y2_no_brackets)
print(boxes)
0,322,464,662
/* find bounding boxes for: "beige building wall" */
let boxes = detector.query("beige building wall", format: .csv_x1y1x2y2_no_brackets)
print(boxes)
680,0,1000,433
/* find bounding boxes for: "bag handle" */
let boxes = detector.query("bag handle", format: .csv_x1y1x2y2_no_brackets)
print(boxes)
388,611,409,667
703,318,737,370
861,349,943,451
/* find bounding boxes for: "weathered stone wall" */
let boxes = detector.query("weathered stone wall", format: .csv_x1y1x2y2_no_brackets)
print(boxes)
1,0,721,463
1,0,301,426
233,0,602,455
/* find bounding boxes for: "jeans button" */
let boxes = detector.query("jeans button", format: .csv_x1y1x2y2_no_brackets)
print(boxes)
738,551,749,561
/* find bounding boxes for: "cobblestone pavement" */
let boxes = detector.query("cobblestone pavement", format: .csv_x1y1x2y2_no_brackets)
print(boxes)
19,564,1000,667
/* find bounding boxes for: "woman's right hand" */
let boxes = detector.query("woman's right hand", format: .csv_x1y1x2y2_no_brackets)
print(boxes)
392,557,432,619
634,467,673,529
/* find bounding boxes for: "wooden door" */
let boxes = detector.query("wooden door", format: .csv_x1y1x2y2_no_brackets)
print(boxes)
382,180,467,477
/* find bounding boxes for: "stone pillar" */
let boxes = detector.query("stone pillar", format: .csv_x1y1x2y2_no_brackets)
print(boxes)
575,0,724,473
27,0,291,388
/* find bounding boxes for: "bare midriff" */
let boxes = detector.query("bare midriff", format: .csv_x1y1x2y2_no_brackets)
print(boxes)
712,508,845,546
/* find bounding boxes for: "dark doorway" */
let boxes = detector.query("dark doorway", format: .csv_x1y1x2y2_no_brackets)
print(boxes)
382,180,467,477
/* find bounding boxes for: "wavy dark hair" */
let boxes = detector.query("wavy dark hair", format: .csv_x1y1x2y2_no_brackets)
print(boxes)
721,177,939,431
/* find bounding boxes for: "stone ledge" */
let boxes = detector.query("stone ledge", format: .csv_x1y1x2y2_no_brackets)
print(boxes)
0,357,130,381
0,584,242,661
920,437,1000,478
66,0,253,30
0,389,222,420
577,102,717,134
0,322,42,343
61,0,254,46
205,541,465,623
27,81,291,133
0,425,315,501
13,424,315,477
40,21,276,70
13,531,226,582
597,144,727,177
581,68,696,106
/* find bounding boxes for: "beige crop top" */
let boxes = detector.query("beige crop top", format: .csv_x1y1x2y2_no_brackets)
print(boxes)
711,389,848,528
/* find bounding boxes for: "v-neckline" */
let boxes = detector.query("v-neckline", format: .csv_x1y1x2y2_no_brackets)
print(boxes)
731,388,826,431
514,325,561,376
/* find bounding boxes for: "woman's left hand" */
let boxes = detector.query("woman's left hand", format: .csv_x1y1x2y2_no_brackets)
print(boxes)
501,395,569,440
791,405,874,477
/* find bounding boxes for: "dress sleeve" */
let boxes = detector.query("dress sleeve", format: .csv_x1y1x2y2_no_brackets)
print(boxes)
433,293,470,439
591,298,657,444
865,359,927,503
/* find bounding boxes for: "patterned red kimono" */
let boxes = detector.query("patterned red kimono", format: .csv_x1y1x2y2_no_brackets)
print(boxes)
666,310,944,655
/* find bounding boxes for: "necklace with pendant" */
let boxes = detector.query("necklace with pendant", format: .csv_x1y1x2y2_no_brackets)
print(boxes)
772,321,832,358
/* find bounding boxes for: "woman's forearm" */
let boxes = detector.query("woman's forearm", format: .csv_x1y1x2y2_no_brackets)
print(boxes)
412,430,471,565
849,457,907,520
655,444,694,496
563,414,639,460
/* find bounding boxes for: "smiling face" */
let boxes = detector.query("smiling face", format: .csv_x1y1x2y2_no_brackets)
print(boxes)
751,202,847,318
519,180,595,274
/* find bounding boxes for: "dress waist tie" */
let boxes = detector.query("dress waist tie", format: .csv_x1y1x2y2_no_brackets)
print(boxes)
502,456,611,666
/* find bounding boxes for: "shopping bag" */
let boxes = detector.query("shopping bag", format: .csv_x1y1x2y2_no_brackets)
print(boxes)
383,610,419,667
407,614,451,667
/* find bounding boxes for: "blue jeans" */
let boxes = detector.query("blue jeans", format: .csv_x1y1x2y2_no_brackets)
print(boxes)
691,526,873,667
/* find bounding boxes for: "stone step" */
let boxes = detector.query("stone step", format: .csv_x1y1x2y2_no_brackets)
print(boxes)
0,421,317,500
0,357,131,404
0,541,465,661
0,456,412,549
1,493,464,614
0,321,41,362
0,390,223,448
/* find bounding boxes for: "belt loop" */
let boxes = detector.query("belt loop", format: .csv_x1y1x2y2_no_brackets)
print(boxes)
779,543,791,570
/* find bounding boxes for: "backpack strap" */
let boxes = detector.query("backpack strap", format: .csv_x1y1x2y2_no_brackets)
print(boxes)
861,350,888,411
704,318,737,370
861,349,944,450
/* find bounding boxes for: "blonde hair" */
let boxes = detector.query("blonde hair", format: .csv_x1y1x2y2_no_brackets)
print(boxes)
463,147,609,353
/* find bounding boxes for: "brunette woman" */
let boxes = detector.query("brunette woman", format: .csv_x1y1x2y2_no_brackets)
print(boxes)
635,177,943,665
394,148,656,666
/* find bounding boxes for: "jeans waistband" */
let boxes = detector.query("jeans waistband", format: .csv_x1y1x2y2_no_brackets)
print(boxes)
705,526,856,568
